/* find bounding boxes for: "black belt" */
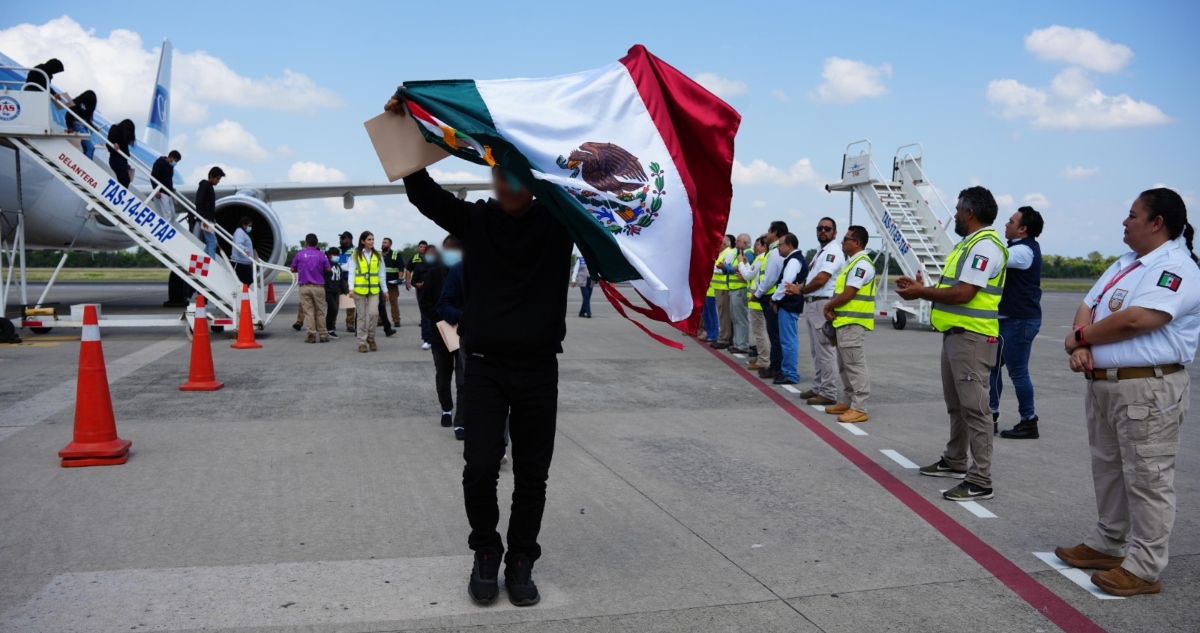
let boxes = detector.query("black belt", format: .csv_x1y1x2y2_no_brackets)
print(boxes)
1085,364,1184,381
942,327,987,336
805,296,831,303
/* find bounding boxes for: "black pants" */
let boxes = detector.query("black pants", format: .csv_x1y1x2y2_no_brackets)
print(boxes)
762,303,782,370
324,289,339,332
110,153,131,187
232,262,254,287
462,351,558,562
431,335,465,426
378,293,392,329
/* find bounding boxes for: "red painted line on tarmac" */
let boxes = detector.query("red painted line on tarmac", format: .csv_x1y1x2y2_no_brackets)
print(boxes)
701,344,1106,633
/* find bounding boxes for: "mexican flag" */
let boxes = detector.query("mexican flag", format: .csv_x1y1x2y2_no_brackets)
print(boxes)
397,45,740,341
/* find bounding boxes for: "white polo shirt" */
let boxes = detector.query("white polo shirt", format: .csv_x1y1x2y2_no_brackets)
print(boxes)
953,229,1006,287
1086,236,1200,368
806,242,845,298
844,254,876,290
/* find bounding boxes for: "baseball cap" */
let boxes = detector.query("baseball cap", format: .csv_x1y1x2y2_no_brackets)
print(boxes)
339,231,353,239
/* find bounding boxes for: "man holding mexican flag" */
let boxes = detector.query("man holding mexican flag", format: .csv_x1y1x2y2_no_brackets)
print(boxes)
384,45,739,607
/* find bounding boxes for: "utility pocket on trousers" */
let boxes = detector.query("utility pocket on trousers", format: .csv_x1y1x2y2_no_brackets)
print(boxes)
1124,403,1157,442
1134,441,1178,487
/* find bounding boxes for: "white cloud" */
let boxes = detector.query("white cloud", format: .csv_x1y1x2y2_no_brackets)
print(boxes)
194,120,272,161
694,73,747,98
813,57,892,104
751,200,767,208
986,69,1170,130
770,89,789,103
1022,193,1051,208
186,163,253,184
0,16,343,126
428,167,489,183
1025,25,1133,73
995,194,1015,211
732,158,823,188
288,161,346,183
1064,165,1100,179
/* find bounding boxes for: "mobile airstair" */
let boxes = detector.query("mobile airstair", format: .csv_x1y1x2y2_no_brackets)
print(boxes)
0,73,296,337
825,141,957,329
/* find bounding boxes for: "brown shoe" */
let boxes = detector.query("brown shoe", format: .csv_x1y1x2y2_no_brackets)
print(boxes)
798,389,817,400
305,334,316,344
747,360,763,370
368,341,378,352
838,409,868,423
358,344,368,353
825,403,850,415
1091,567,1161,597
319,336,329,343
807,395,837,406
1054,543,1124,570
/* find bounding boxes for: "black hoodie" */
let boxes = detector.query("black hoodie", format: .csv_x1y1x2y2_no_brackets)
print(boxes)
24,58,63,92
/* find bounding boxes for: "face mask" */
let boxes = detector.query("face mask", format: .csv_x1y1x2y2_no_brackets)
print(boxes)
245,227,252,233
168,160,177,167
441,250,462,268
425,254,438,264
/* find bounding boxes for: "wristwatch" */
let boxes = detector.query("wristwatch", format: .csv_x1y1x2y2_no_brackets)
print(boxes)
1074,327,1089,347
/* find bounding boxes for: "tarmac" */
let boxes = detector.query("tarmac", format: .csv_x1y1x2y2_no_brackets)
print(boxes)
0,282,1197,632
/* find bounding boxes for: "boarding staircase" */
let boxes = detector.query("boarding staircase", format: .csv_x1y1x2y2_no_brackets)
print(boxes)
0,83,295,330
825,141,957,328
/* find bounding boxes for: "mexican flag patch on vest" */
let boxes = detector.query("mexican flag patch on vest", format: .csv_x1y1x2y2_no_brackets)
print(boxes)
970,254,989,271
1158,271,1182,291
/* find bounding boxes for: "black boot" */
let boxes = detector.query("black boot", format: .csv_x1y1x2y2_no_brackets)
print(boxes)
504,554,540,606
1000,416,1040,439
993,411,999,435
468,548,502,605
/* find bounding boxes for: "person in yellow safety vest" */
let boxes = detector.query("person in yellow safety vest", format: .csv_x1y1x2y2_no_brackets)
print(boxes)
739,235,771,370
708,235,735,347
727,233,754,354
822,225,875,424
896,186,1008,503
348,230,389,354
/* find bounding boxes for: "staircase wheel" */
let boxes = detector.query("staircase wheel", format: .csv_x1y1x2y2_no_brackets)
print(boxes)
892,311,907,330
0,318,19,343
29,327,53,335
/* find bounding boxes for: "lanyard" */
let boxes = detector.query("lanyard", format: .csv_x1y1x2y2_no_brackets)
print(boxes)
1090,261,1141,323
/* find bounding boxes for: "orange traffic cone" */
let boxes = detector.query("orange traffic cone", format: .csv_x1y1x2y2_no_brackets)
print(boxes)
231,284,262,349
266,283,277,304
58,305,131,467
180,295,224,391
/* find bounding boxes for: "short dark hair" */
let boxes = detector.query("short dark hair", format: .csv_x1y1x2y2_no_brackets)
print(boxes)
418,240,428,246
958,186,998,225
208,166,226,179
305,233,318,247
167,150,182,160
443,235,462,249
769,221,789,237
847,225,869,247
326,246,339,256
239,216,252,227
1015,206,1044,238
819,217,837,231
381,236,392,244
781,233,799,249
725,234,736,247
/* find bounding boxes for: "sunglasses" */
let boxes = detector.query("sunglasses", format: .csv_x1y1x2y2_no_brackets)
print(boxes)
817,226,835,232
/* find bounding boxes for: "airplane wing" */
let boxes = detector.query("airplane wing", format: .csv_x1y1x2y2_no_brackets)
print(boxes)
174,181,491,206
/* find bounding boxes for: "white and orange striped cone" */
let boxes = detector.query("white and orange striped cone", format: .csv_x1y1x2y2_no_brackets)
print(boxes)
231,284,262,349
180,295,225,391
265,283,277,304
58,305,131,467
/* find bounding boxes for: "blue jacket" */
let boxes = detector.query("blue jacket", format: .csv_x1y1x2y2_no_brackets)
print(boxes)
436,262,465,325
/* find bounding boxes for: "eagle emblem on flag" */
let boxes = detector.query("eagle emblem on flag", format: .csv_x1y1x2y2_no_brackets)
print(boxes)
556,142,665,236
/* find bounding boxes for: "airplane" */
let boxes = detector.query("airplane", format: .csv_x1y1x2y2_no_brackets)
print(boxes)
0,41,488,339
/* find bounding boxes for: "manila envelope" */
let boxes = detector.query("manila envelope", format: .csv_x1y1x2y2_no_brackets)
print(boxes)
436,320,460,353
338,294,355,310
364,109,451,182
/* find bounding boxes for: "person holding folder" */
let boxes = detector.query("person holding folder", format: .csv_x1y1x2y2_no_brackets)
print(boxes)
433,237,466,439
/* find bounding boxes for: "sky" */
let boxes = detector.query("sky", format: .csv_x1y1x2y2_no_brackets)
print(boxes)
3,0,1198,257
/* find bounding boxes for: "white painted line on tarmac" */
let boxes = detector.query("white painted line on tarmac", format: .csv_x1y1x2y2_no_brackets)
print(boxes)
838,422,868,436
781,385,801,394
1033,552,1124,600
733,353,746,358
810,405,827,412
880,449,919,469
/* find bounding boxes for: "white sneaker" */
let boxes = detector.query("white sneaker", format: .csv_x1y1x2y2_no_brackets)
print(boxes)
421,342,431,350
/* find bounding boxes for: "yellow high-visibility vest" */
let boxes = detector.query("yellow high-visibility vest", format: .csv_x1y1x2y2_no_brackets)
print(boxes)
747,252,767,311
711,247,733,291
832,252,877,330
354,252,383,295
930,229,1008,336
727,248,753,290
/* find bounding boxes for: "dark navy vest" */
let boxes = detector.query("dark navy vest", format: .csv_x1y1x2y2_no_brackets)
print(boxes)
999,237,1041,319
777,251,809,314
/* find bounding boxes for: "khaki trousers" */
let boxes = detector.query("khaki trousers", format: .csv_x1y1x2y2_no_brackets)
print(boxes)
353,293,379,346
298,285,327,337
1084,370,1187,582
940,330,997,488
346,305,356,331
387,285,401,323
835,323,869,412
714,289,732,344
806,298,839,399
749,307,770,361
730,288,750,350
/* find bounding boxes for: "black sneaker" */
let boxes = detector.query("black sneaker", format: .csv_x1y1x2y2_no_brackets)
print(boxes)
772,375,797,385
504,554,540,606
1000,416,1040,440
454,426,465,441
468,548,502,605
919,458,967,479
384,327,396,337
328,330,339,339
943,481,994,501
440,413,452,428
292,321,303,331
992,411,999,435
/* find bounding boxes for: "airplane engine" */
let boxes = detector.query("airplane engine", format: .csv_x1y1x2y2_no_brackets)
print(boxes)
211,193,288,283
